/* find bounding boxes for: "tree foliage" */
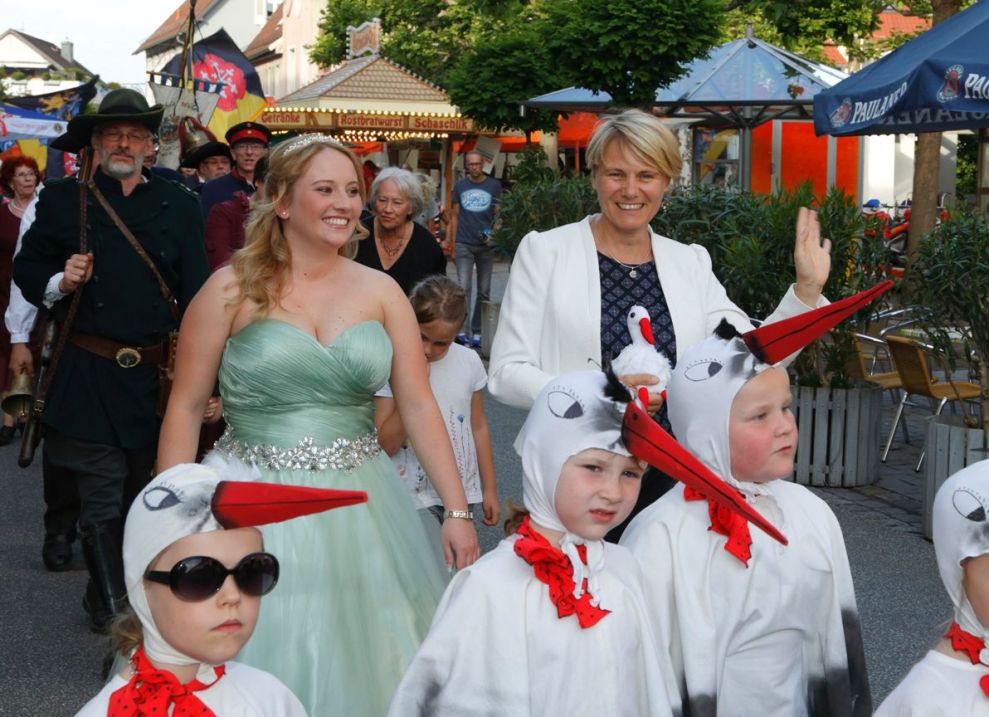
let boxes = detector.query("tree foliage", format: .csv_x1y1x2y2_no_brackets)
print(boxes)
727,0,886,48
309,0,466,81
540,0,723,108
444,28,563,137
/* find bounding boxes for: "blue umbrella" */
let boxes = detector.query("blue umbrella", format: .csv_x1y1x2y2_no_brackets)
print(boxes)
814,1,989,136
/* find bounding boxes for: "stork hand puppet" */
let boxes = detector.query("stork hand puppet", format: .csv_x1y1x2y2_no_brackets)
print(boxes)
610,305,672,409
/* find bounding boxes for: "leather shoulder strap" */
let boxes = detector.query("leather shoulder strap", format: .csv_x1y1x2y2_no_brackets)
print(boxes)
88,181,181,322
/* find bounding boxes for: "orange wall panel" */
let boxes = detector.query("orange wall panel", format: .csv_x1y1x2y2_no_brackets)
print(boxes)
750,122,773,195
780,122,829,197
835,135,860,198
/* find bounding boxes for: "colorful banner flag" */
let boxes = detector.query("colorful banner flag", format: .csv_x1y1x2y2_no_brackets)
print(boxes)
150,73,224,169
6,76,98,178
6,76,98,121
162,29,267,142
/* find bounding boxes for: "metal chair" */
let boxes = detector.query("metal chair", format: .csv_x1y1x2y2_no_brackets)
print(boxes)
846,333,909,446
883,335,982,471
846,333,902,391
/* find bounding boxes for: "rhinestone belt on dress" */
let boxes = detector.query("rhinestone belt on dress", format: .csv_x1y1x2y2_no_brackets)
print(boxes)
214,430,381,472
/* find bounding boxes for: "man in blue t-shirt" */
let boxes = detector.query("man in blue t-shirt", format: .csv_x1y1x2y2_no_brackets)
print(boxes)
446,151,502,346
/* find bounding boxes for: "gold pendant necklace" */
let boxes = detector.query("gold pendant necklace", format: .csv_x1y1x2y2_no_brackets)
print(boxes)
377,221,410,258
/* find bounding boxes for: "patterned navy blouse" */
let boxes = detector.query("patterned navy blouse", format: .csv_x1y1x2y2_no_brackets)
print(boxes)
598,252,677,433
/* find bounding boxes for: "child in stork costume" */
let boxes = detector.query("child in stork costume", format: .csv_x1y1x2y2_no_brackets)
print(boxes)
877,459,989,715
75,459,367,716
387,369,681,716
621,283,890,717
387,367,790,716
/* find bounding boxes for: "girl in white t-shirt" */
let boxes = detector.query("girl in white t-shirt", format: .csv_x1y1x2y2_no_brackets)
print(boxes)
375,276,499,529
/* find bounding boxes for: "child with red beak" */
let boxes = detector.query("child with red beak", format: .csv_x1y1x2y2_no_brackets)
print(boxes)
75,459,366,716
387,369,681,716
621,284,891,717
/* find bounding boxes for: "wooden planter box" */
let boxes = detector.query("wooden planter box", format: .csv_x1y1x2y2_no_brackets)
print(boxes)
924,415,988,539
790,384,882,488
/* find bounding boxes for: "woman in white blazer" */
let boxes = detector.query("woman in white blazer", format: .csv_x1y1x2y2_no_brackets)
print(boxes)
488,109,831,537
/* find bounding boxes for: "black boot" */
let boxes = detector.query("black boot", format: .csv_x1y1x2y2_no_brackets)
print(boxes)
42,533,75,571
80,521,127,633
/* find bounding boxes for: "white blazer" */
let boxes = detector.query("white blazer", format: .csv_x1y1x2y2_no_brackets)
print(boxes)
489,216,824,409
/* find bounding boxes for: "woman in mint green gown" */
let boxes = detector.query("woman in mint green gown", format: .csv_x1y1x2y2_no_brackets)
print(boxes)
158,135,480,716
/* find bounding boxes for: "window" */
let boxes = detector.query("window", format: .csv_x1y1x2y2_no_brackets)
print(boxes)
693,128,739,189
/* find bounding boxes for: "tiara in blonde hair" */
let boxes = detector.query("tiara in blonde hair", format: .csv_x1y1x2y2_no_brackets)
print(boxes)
281,133,344,155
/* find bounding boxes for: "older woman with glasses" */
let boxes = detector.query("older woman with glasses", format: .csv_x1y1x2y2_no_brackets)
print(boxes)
489,109,832,538
0,156,42,444
355,167,447,296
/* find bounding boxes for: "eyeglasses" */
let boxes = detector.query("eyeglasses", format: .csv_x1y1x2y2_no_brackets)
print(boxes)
99,129,151,145
13,172,37,179
145,552,279,601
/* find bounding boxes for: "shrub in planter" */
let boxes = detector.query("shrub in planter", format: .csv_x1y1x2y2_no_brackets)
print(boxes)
908,210,989,534
657,182,891,385
490,171,598,257
910,210,989,435
658,183,893,486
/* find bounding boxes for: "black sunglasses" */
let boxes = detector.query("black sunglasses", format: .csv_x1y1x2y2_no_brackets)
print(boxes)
145,552,279,602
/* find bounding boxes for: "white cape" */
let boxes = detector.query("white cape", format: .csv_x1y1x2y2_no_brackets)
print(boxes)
876,649,989,716
621,480,870,717
387,537,680,716
75,661,307,716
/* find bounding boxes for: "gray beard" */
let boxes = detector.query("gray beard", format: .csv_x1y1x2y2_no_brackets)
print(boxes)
99,150,144,181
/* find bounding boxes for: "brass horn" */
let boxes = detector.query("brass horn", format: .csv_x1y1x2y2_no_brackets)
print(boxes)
2,370,34,421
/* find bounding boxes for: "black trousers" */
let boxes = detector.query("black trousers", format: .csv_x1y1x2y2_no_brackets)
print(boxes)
43,430,155,529
41,445,80,538
605,466,677,543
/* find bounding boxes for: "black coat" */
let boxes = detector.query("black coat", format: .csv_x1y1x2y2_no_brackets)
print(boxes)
13,168,208,450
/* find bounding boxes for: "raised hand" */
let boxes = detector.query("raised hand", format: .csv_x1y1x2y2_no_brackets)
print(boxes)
793,207,832,306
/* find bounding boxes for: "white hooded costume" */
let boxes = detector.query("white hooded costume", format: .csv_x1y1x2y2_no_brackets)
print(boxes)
387,370,680,716
877,459,989,716
77,461,366,717
621,312,874,717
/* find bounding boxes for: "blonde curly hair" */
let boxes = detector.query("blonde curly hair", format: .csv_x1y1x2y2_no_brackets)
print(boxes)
230,135,368,314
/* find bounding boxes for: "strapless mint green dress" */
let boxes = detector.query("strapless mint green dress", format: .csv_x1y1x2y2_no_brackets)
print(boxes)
214,319,448,716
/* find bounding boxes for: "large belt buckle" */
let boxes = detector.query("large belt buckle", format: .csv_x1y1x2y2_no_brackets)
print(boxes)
115,347,142,368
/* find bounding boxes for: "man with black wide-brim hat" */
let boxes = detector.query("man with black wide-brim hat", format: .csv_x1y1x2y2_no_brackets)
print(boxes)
13,88,209,632
199,120,270,220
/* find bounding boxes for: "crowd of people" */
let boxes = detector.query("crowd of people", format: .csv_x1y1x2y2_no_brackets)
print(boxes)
1,88,983,717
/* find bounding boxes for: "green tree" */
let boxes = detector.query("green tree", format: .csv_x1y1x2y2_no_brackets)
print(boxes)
444,28,564,139
309,0,471,83
727,0,886,48
541,0,723,107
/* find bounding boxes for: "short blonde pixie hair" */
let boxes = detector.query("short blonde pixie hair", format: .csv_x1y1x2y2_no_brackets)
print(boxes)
586,109,682,181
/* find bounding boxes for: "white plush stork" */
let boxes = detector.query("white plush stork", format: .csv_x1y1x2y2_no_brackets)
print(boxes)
610,305,672,409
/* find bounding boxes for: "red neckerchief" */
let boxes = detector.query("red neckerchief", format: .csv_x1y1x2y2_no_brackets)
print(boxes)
513,516,610,629
945,622,989,697
108,646,225,716
683,485,753,566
